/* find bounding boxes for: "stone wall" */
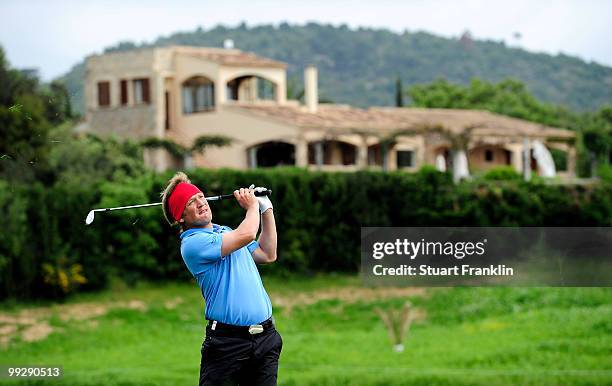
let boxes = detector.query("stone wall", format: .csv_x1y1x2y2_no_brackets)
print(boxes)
87,105,157,140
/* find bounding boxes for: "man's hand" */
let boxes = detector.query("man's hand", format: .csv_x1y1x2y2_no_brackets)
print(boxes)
247,184,277,264
248,184,273,214
222,187,260,256
234,187,258,211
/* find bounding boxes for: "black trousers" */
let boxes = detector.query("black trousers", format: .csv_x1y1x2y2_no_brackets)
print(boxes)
199,323,283,386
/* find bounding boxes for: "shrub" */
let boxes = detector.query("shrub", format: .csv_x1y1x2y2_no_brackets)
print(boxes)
480,166,522,181
597,164,612,183
1,168,611,300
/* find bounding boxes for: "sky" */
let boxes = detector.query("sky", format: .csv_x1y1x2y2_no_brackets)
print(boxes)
1,0,611,81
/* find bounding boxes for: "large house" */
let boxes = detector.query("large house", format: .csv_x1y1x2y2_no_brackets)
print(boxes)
83,45,576,177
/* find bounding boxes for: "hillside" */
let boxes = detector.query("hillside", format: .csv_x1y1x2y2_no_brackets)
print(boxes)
60,23,612,114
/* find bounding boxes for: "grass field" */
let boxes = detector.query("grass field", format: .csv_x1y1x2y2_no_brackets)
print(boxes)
1,275,611,385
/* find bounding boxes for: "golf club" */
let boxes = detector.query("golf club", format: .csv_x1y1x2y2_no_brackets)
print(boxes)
85,189,272,225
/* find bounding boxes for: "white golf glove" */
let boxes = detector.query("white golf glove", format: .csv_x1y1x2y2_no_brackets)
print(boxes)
248,184,273,214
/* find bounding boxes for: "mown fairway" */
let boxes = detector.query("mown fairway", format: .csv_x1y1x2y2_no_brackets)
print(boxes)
1,276,611,385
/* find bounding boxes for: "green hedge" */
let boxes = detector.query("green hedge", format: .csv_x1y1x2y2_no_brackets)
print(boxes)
1,168,611,299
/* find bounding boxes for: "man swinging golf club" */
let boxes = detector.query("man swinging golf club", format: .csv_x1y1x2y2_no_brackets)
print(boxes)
161,172,282,386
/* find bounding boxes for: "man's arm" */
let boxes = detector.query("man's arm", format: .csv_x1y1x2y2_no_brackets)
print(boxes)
221,188,260,256
252,209,277,264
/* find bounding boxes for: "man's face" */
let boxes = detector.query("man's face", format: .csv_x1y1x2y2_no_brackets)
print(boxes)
180,192,212,228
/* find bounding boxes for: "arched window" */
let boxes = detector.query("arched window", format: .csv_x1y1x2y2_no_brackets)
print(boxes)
226,76,277,102
248,141,295,168
308,140,357,166
182,76,214,114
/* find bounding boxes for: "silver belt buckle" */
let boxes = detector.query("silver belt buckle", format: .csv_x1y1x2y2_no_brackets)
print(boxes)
248,324,264,335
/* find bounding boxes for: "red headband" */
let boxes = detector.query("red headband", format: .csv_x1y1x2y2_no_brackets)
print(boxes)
168,182,202,222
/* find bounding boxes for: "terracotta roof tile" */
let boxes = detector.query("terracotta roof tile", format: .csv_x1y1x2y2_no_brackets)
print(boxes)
232,104,575,139
173,46,287,68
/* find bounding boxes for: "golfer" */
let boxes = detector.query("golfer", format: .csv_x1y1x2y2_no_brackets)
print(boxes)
161,172,282,386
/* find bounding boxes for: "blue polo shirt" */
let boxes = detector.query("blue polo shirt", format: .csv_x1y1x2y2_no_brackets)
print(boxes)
180,224,273,326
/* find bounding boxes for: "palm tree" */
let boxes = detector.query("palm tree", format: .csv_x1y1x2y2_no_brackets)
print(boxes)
427,124,477,183
378,129,418,171
141,135,233,170
186,135,233,169
363,128,422,171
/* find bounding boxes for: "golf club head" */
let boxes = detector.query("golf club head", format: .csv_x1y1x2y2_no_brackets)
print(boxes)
85,210,95,225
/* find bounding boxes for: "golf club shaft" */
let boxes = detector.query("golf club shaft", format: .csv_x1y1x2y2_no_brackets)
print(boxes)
206,190,267,201
206,189,272,201
96,189,271,211
100,202,161,212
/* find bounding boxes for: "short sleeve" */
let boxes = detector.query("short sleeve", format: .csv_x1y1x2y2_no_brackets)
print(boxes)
180,232,223,275
247,240,260,254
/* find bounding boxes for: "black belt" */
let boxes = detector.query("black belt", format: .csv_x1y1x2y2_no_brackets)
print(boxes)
206,317,274,336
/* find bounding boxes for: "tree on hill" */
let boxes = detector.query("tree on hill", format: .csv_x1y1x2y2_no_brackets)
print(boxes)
395,76,404,107
582,107,612,175
408,78,572,127
406,77,611,176
57,23,612,115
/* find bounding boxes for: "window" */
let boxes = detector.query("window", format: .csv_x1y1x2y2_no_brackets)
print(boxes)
485,149,494,162
257,77,276,100
164,92,170,130
97,81,110,107
182,77,215,114
226,76,276,102
120,80,128,105
397,150,415,168
133,78,150,104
